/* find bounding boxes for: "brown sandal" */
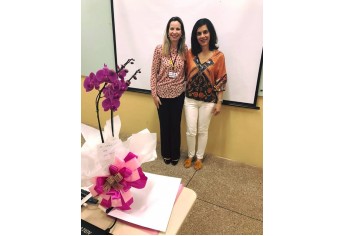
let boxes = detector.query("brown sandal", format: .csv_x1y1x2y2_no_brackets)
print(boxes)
194,159,203,170
184,158,193,168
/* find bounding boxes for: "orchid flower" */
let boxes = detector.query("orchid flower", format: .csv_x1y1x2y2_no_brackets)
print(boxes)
83,61,141,143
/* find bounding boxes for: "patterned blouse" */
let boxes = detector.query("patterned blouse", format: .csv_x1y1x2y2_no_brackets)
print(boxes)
185,49,227,103
150,44,187,98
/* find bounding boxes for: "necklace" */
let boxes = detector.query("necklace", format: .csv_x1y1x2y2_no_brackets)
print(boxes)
169,50,178,70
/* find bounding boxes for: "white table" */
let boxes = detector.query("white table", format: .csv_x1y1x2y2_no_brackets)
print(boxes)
81,187,197,235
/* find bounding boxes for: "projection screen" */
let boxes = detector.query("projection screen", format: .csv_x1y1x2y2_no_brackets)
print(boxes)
112,0,263,108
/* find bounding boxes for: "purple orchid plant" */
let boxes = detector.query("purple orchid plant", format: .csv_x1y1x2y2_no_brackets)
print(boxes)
83,59,141,143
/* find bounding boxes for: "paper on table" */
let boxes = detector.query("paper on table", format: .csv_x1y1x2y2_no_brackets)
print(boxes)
108,172,181,232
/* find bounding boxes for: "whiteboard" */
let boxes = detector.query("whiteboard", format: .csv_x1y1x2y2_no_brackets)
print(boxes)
112,0,263,107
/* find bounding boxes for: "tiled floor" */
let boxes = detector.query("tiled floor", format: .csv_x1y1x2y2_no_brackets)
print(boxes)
141,149,263,235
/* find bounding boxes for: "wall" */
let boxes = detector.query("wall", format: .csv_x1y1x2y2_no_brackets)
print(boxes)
81,77,263,168
81,0,115,76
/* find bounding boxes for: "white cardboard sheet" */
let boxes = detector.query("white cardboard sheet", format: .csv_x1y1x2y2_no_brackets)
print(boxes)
107,172,181,232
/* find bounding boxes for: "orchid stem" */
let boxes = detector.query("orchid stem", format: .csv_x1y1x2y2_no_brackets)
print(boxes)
96,93,104,143
118,59,134,72
127,69,141,84
111,110,114,137
96,83,107,143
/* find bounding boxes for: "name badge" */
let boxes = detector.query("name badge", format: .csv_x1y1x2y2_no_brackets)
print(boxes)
168,71,178,79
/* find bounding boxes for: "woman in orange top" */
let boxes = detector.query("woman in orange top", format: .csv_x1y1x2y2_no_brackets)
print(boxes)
184,18,227,170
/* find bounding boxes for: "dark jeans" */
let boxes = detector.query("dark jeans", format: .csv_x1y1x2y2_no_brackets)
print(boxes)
157,92,185,160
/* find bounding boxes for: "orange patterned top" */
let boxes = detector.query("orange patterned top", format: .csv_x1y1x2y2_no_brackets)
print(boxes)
150,44,187,98
185,49,227,103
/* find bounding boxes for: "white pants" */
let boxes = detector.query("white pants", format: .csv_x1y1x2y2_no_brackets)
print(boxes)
184,97,215,159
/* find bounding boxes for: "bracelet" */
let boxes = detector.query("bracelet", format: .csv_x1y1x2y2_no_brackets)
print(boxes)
217,100,223,103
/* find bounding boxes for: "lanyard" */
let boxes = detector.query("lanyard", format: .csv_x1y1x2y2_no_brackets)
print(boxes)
169,51,178,70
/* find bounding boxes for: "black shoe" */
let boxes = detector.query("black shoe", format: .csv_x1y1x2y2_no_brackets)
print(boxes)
171,158,179,166
163,158,171,164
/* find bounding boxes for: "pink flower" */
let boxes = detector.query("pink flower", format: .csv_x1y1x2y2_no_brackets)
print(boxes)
83,59,141,143
84,64,130,112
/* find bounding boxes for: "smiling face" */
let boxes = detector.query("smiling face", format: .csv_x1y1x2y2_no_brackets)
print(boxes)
168,21,182,44
196,25,210,48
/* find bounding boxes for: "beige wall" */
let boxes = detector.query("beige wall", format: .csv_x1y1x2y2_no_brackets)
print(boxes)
81,78,263,168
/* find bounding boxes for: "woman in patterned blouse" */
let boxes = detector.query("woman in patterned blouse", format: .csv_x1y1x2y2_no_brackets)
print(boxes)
184,18,227,170
150,16,188,166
